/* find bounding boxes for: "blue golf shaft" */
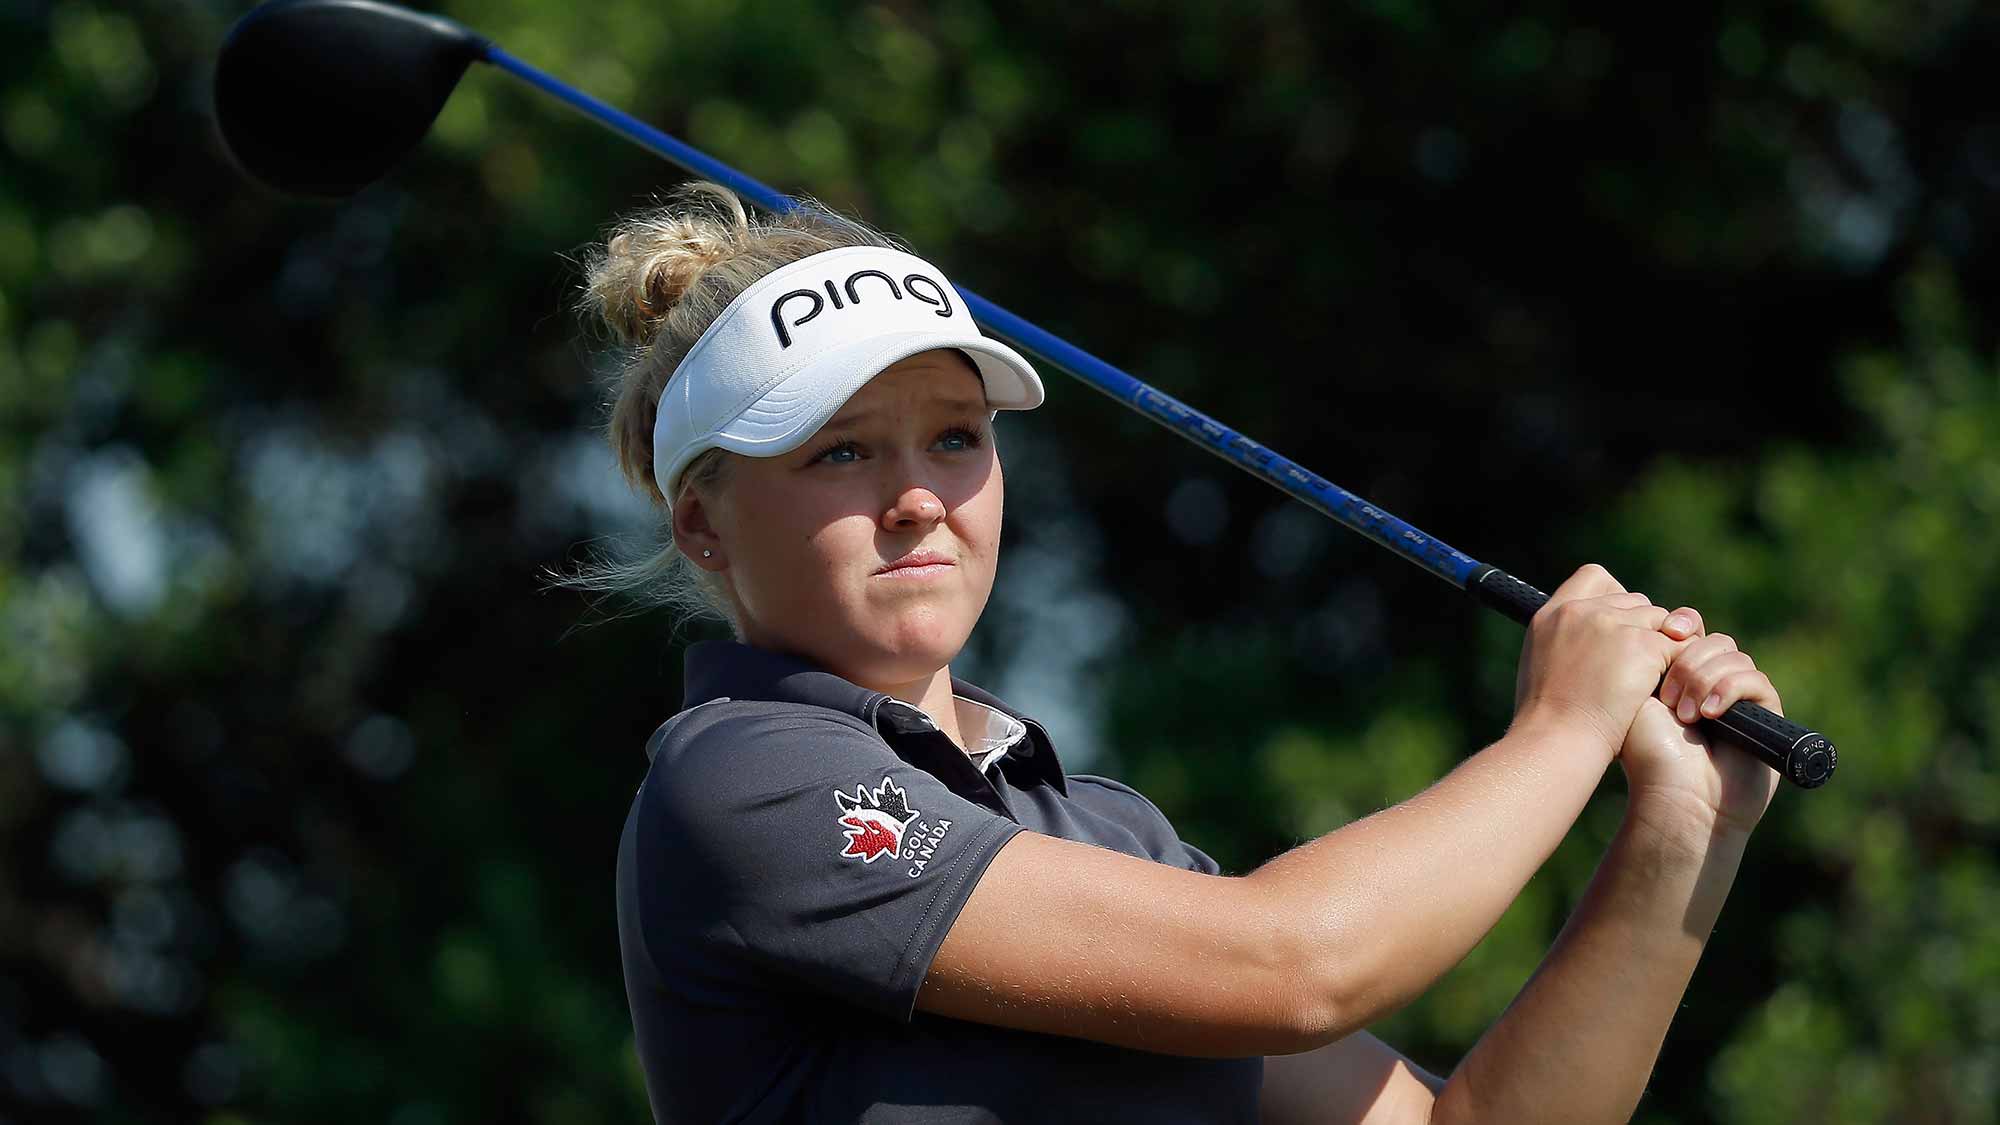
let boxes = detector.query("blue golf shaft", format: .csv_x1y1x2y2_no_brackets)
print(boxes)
487,48,1480,586
482,47,1836,789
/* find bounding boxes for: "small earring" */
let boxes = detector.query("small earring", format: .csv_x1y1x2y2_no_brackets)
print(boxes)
702,549,713,558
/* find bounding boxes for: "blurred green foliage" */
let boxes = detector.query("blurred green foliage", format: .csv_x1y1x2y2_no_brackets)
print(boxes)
2,0,1997,1121
1609,263,2000,1124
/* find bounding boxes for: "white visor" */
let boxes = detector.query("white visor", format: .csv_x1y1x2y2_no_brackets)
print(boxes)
651,245,1044,504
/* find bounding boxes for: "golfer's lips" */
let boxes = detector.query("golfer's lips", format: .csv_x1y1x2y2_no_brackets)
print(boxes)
874,548,955,576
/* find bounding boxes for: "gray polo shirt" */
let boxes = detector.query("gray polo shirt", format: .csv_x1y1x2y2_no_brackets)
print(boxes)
616,640,1263,1123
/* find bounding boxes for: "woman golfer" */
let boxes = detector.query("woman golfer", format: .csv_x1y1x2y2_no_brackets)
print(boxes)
581,183,1784,1123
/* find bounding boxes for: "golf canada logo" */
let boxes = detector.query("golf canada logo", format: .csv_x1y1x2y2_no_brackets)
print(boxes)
835,776,954,879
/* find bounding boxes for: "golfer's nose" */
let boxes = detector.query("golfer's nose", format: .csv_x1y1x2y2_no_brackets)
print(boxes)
883,485,947,532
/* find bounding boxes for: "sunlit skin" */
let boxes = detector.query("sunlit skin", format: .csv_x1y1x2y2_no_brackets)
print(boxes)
670,349,1001,747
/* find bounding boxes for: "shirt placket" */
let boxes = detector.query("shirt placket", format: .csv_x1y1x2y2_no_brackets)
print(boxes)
875,705,1018,820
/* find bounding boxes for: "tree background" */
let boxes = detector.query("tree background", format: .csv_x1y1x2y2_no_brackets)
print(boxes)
3,0,1997,1121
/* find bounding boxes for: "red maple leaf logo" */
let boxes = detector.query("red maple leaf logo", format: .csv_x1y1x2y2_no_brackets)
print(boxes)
839,816,901,861
834,777,919,864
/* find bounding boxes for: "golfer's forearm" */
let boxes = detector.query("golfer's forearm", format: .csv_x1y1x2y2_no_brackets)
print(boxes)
1247,712,1616,1038
1429,801,1750,1125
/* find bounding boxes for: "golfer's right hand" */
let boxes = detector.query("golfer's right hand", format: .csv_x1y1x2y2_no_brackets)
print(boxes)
1512,564,1685,754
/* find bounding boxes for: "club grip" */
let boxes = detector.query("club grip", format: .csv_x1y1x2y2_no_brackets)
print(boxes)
1469,566,1548,627
1468,565,1836,789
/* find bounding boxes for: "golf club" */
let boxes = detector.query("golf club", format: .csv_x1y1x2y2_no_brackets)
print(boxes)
212,0,1836,789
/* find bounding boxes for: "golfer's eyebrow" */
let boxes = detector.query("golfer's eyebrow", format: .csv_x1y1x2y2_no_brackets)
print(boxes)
828,399,987,429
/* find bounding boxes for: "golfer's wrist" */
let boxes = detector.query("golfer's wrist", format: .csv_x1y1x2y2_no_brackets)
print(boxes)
1622,787,1756,869
1507,700,1624,766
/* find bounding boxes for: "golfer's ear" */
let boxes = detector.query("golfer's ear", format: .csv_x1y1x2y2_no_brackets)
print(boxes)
672,489,724,568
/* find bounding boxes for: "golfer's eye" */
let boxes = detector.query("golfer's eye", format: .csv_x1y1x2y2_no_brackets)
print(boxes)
935,423,985,453
808,438,862,465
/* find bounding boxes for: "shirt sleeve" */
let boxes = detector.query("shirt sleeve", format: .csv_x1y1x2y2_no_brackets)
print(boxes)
630,704,1025,1022
1064,773,1224,875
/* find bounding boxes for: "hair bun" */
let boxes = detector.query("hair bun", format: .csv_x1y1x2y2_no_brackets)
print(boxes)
583,183,753,348
570,180,895,522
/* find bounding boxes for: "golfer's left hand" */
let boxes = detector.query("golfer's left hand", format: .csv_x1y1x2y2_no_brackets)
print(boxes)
1616,607,1783,840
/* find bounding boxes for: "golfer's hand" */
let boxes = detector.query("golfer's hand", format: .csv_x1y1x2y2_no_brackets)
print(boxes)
1618,608,1783,839
1513,564,1684,757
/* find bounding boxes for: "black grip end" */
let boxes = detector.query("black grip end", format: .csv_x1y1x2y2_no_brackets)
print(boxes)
1788,737,1836,789
1712,701,1836,790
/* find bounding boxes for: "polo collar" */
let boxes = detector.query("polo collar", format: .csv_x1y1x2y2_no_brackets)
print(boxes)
878,694,1027,774
682,638,875,716
679,640,1067,793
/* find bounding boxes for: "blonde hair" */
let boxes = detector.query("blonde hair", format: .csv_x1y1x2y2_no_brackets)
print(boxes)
545,182,904,632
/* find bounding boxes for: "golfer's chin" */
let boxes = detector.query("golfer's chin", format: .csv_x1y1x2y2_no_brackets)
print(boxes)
841,603,979,691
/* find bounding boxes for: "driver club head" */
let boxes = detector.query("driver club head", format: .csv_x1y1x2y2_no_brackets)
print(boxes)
214,0,490,197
